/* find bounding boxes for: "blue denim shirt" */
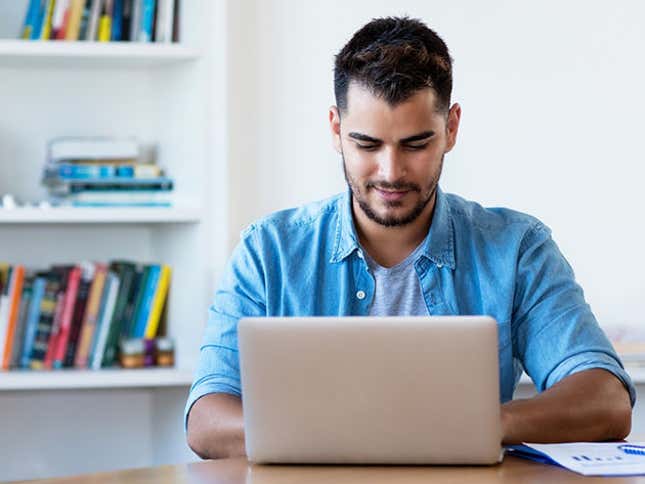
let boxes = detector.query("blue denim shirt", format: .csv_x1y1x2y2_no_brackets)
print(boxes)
185,188,636,424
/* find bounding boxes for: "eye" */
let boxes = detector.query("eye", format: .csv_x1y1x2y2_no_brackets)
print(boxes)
356,143,379,151
404,143,429,151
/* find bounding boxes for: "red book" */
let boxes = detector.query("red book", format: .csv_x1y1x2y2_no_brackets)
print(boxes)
52,266,81,368
44,292,66,369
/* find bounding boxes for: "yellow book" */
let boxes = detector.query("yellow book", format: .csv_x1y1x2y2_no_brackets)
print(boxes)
65,0,85,40
98,15,111,42
144,265,171,339
40,0,57,40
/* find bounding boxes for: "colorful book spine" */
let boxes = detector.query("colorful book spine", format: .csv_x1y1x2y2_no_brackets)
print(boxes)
52,266,81,368
111,0,123,40
39,0,57,40
154,0,174,43
64,0,85,40
86,0,102,40
62,263,94,367
51,0,71,39
43,292,66,369
102,262,136,366
90,272,120,369
1,266,25,370
144,265,170,339
21,0,44,39
20,277,46,368
137,0,155,42
75,264,107,367
10,277,33,369
98,0,113,42
30,276,63,369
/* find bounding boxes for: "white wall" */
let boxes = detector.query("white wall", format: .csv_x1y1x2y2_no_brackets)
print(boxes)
228,0,645,329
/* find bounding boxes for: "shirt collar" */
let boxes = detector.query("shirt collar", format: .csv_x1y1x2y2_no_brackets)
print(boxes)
330,186,456,269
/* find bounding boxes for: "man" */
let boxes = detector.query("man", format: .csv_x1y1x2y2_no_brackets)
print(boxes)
186,17,635,459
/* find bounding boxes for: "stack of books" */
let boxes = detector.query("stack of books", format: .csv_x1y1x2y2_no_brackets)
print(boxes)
0,260,171,371
43,137,174,207
20,0,179,43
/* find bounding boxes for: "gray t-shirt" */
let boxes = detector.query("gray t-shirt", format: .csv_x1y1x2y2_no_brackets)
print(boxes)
365,241,430,316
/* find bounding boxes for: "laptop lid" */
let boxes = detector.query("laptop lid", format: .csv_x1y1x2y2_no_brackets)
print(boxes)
239,316,503,464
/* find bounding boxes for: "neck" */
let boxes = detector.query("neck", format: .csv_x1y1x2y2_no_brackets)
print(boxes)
352,191,437,268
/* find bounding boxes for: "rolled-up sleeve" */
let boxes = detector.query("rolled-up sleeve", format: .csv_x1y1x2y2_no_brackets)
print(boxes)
184,227,267,428
512,222,636,406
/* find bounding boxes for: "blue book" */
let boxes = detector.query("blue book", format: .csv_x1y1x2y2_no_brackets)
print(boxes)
30,0,47,40
20,277,46,368
21,0,42,39
131,265,160,338
138,0,156,42
111,0,124,40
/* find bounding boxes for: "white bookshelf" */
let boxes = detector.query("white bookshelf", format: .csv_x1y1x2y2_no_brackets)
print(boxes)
0,368,193,391
0,206,204,223
0,0,227,481
0,39,199,67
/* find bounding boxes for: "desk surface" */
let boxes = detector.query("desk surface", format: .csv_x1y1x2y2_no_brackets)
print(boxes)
21,456,645,484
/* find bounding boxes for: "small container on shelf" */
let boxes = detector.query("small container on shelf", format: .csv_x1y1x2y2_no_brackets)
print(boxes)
119,338,145,369
155,337,175,367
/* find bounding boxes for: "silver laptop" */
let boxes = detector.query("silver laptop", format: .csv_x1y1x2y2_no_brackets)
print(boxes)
238,316,503,465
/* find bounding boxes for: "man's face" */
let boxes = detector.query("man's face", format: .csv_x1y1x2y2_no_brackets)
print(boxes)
330,83,461,227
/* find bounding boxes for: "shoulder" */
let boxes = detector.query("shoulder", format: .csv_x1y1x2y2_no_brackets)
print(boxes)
239,193,344,243
445,191,547,235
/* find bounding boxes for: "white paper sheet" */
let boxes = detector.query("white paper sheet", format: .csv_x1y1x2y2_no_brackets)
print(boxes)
507,442,645,476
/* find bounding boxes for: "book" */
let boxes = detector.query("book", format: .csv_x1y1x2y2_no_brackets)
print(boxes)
10,276,33,369
144,264,170,338
111,0,124,40
78,0,92,39
52,266,81,368
20,276,46,368
1,266,25,370
43,291,66,369
154,0,174,43
90,272,120,369
65,0,86,40
139,0,157,42
21,0,44,39
102,261,137,366
85,0,102,40
0,267,11,364
48,137,140,163
62,263,94,367
98,0,113,42
40,0,57,40
172,0,179,42
51,0,71,39
121,0,133,40
130,0,141,42
30,274,63,369
74,263,107,367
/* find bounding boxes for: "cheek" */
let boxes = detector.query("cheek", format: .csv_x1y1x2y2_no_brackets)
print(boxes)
345,151,377,179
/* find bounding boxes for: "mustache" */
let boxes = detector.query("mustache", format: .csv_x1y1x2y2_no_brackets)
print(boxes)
366,181,421,192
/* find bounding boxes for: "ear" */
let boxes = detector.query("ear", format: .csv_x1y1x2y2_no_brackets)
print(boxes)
444,102,462,153
329,106,342,154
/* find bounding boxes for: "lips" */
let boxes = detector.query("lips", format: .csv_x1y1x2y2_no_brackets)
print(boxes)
374,188,409,202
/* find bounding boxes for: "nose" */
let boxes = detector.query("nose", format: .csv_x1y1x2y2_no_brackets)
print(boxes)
377,146,406,182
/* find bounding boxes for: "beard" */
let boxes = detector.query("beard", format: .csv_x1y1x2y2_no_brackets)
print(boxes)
342,152,443,227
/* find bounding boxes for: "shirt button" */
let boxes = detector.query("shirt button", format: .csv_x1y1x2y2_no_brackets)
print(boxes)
356,290,366,300
437,263,443,268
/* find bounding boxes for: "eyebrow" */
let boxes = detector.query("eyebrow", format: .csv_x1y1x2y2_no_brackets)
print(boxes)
347,131,435,144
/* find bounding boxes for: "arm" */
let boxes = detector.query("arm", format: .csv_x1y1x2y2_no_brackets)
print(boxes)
502,368,632,444
187,393,246,459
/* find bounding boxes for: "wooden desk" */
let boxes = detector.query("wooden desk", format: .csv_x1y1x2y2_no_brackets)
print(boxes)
20,456,645,484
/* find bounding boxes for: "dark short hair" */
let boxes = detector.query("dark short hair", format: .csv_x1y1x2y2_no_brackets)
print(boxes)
334,17,453,115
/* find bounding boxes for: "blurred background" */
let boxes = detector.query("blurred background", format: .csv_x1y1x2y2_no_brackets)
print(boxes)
0,0,644,480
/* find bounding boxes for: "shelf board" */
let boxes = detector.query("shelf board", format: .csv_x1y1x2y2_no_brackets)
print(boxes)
517,366,645,386
0,206,203,224
0,39,199,67
0,368,193,391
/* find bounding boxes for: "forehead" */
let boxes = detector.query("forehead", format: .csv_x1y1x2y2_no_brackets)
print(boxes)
342,83,446,137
